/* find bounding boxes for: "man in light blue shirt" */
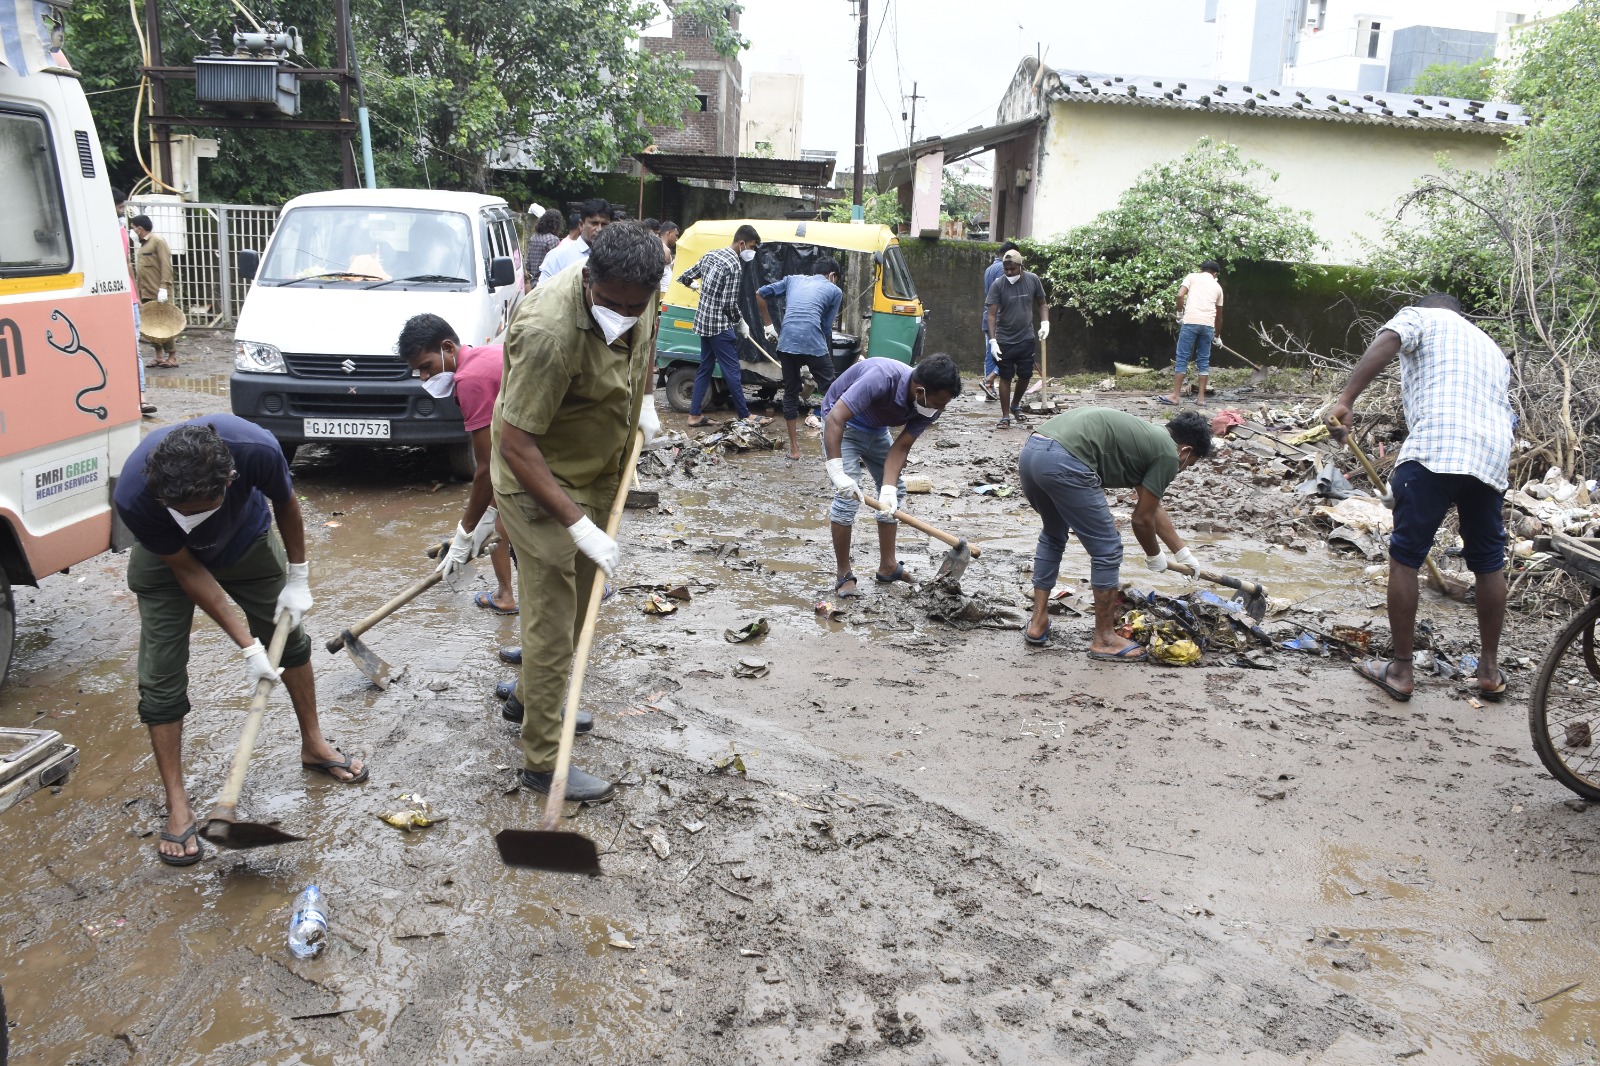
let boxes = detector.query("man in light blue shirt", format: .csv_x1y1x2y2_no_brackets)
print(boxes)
756,258,844,459
538,197,611,283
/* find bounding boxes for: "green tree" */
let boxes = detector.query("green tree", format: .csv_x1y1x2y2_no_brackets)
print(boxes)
1024,138,1322,324
826,187,906,228
1411,56,1496,99
939,164,989,231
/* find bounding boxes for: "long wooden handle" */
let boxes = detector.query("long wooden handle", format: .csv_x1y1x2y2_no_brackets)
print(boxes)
860,493,982,557
1167,561,1265,598
543,431,646,827
214,614,294,816
1214,339,1264,371
326,570,444,652
745,336,784,369
1330,421,1453,590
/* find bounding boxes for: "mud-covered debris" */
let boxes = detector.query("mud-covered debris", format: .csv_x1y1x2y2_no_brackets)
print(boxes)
710,744,756,776
882,577,1025,631
815,601,845,621
1150,633,1202,666
1281,632,1325,654
1330,951,1370,972
378,794,448,832
697,420,778,453
625,489,659,510
724,618,770,643
971,484,1011,497
733,657,769,679
608,929,636,950
642,592,677,615
904,475,932,494
682,819,707,834
646,826,671,859
1229,650,1277,670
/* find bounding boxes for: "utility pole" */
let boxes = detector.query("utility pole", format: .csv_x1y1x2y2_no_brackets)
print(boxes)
904,81,924,145
852,0,868,221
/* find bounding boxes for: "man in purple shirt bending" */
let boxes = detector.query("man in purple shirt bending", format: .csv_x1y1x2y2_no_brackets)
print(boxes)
821,355,962,596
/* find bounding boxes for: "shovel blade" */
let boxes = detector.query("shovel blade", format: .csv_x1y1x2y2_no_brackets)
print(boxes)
494,828,602,875
342,633,391,689
933,538,973,583
200,817,306,850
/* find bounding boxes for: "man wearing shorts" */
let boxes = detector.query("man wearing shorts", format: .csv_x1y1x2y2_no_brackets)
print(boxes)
1164,260,1224,407
1331,294,1513,702
985,248,1049,429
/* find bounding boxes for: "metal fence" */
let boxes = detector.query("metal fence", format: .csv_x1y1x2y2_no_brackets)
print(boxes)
127,201,280,329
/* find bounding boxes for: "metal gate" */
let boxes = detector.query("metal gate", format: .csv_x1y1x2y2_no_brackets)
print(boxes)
127,201,280,329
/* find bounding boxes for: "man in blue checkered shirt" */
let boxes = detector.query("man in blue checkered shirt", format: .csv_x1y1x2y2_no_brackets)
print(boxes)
678,224,769,427
1331,294,1514,704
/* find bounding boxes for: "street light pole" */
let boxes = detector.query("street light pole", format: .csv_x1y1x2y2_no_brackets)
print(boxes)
852,0,868,222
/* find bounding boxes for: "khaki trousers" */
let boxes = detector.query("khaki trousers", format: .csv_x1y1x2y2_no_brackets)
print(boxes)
495,489,604,772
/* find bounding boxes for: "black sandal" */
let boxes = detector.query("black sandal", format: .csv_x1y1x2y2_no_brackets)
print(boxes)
835,572,863,598
995,417,1011,429
1353,657,1413,702
874,563,912,584
158,821,205,867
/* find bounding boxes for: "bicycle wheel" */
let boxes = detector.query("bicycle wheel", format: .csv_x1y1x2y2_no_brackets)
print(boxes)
1529,595,1600,800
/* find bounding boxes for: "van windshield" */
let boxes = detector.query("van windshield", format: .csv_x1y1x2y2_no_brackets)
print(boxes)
259,206,474,286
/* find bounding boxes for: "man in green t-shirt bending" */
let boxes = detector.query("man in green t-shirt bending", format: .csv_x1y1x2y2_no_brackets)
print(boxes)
1018,407,1213,661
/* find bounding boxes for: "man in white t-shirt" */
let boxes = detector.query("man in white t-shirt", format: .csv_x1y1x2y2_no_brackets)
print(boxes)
1163,260,1224,407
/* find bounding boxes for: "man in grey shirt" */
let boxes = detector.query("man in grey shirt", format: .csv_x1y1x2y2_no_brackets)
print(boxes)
985,248,1049,429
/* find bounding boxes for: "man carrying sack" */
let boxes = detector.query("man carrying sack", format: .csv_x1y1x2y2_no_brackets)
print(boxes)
492,222,665,802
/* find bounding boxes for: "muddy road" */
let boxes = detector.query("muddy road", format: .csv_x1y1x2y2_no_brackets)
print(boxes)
0,340,1596,1065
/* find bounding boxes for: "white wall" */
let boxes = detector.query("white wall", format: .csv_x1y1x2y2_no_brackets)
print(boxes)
1031,99,1505,262
741,71,804,157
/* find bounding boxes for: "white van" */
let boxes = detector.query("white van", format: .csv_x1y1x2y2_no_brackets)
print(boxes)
229,188,522,476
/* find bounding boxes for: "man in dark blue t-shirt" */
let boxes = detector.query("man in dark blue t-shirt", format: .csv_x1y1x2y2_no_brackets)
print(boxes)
114,415,368,867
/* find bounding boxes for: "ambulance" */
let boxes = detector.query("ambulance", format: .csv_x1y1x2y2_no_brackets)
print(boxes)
0,0,142,688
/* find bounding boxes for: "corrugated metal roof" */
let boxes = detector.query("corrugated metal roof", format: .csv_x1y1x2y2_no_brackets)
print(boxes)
1044,68,1529,134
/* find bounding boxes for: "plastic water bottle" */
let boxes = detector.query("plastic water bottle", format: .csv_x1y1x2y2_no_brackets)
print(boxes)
288,885,328,959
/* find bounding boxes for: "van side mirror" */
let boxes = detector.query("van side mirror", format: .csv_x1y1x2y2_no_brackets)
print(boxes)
239,249,259,281
489,256,515,289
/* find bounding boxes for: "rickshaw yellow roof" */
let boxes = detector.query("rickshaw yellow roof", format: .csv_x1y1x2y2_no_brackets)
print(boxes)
676,219,900,257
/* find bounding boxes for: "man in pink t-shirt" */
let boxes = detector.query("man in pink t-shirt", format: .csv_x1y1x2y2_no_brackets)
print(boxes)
398,314,516,613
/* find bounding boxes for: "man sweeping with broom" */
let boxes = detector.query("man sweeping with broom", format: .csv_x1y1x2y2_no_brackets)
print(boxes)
492,222,664,803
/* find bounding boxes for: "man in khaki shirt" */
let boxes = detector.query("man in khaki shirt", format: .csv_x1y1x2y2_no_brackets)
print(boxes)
131,214,178,368
491,222,664,802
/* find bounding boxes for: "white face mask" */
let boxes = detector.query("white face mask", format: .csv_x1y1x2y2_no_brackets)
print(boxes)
421,372,455,399
913,388,938,419
167,506,220,533
591,305,639,345
1005,273,1022,285
739,248,756,263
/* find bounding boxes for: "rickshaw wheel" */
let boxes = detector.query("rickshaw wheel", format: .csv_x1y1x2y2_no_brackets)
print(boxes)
665,366,698,414
1529,594,1600,801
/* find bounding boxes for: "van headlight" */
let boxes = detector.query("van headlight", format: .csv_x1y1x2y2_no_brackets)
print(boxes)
235,340,285,373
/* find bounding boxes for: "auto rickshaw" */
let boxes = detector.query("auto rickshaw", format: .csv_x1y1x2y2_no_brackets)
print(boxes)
656,220,928,414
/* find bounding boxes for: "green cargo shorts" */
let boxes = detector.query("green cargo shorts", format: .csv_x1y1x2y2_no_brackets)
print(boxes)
127,531,311,725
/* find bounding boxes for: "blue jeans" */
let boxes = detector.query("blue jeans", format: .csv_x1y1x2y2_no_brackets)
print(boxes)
132,300,145,394
1389,461,1506,574
826,426,905,526
1175,323,1213,376
982,329,997,378
1019,434,1124,589
689,329,749,418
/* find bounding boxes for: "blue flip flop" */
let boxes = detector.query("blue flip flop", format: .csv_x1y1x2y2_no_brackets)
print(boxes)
474,590,519,615
1089,645,1149,663
1024,622,1051,646
1155,396,1179,406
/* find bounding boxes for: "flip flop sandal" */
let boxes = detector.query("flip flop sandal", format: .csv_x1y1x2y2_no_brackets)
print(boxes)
981,379,999,400
474,590,519,615
158,821,205,867
1089,645,1149,663
1155,396,1179,406
874,563,912,584
1024,622,1051,646
301,754,370,784
1477,669,1509,703
602,582,616,602
1353,658,1413,702
835,572,864,599
995,417,1012,429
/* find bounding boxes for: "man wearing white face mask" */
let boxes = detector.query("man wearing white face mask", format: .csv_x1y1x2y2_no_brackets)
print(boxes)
676,223,768,428
492,222,664,803
397,313,516,614
985,248,1049,430
114,417,367,867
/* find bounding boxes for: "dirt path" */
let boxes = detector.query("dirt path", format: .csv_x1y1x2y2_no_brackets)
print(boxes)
0,345,1594,1064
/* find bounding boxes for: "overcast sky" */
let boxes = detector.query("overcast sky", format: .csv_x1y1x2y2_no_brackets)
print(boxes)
732,0,1221,173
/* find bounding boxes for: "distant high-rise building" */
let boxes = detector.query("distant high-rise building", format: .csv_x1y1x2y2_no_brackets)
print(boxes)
741,70,804,158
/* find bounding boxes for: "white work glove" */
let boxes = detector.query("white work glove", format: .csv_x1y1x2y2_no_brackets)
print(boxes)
763,323,779,343
437,523,473,577
1172,546,1198,570
240,640,283,688
568,515,619,577
157,287,169,303
638,397,662,446
735,320,751,340
988,338,1001,358
825,457,864,502
1037,321,1050,342
275,562,312,627
469,506,498,557
1144,552,1169,574
877,483,899,517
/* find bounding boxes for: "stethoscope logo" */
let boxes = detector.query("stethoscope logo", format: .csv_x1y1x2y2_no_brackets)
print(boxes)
45,310,108,420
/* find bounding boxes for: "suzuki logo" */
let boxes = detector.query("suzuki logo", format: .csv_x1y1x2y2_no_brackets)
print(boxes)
340,359,357,374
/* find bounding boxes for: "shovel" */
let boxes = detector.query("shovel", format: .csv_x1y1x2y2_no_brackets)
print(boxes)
1213,340,1269,385
859,492,980,581
1022,336,1059,415
1328,419,1471,603
495,430,646,875
1165,561,1270,621
200,615,306,849
325,568,445,689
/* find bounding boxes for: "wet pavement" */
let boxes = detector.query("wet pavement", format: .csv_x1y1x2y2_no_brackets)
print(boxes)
0,338,1596,1064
